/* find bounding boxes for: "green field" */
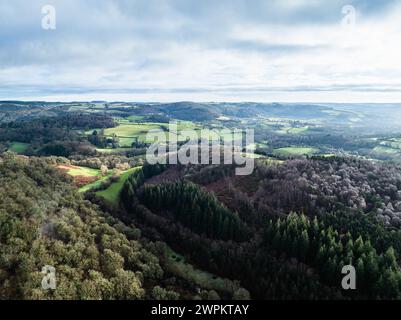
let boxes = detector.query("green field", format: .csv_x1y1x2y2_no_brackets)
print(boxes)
58,165,105,193
287,126,309,134
89,121,242,150
373,145,401,155
273,146,319,156
277,126,309,135
102,122,207,147
104,123,164,138
96,167,141,204
175,120,199,130
164,121,203,142
78,173,113,193
103,123,166,146
126,115,145,122
96,147,137,154
65,166,100,177
90,121,265,150
9,142,30,153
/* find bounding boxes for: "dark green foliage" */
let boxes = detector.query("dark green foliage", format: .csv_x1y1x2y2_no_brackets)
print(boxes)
124,204,342,299
137,181,248,242
120,163,167,207
0,114,115,144
0,114,115,157
264,212,401,299
321,211,401,255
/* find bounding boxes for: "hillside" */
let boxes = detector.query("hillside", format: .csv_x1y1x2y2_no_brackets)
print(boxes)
0,154,163,299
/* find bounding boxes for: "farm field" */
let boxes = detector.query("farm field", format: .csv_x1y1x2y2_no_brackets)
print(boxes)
57,165,103,189
126,115,145,122
273,146,319,156
8,142,30,153
287,126,309,134
96,147,137,154
277,126,310,134
96,121,207,148
87,119,265,150
59,165,100,177
78,173,112,193
162,121,203,142
96,167,141,204
103,123,165,137
102,123,166,146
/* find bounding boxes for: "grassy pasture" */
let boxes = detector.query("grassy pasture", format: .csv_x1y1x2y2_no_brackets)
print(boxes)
78,174,112,193
126,115,145,122
96,147,137,154
288,126,309,134
61,166,100,177
92,121,253,149
104,123,164,137
277,126,309,135
57,165,104,192
273,146,319,156
102,123,166,146
9,142,30,153
96,167,140,205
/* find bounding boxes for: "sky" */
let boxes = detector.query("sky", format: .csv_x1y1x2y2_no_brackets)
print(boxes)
1,0,401,102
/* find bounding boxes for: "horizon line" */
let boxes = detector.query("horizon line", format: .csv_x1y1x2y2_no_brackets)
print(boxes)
3,100,401,105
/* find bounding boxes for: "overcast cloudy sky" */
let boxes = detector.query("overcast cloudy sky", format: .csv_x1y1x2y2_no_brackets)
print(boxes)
1,0,401,102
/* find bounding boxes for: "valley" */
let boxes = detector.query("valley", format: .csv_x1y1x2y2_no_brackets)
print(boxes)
2,101,401,300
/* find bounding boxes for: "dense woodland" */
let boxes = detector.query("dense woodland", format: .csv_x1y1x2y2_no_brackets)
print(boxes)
0,114,116,157
0,154,166,299
0,155,250,300
115,159,401,299
253,157,401,229
3,149,401,299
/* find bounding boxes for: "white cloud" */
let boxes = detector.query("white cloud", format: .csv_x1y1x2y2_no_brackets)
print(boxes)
1,0,401,102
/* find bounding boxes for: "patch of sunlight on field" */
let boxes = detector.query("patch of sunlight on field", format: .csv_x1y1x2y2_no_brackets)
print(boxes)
65,166,101,177
96,147,135,153
104,123,164,137
288,126,309,134
273,146,319,156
